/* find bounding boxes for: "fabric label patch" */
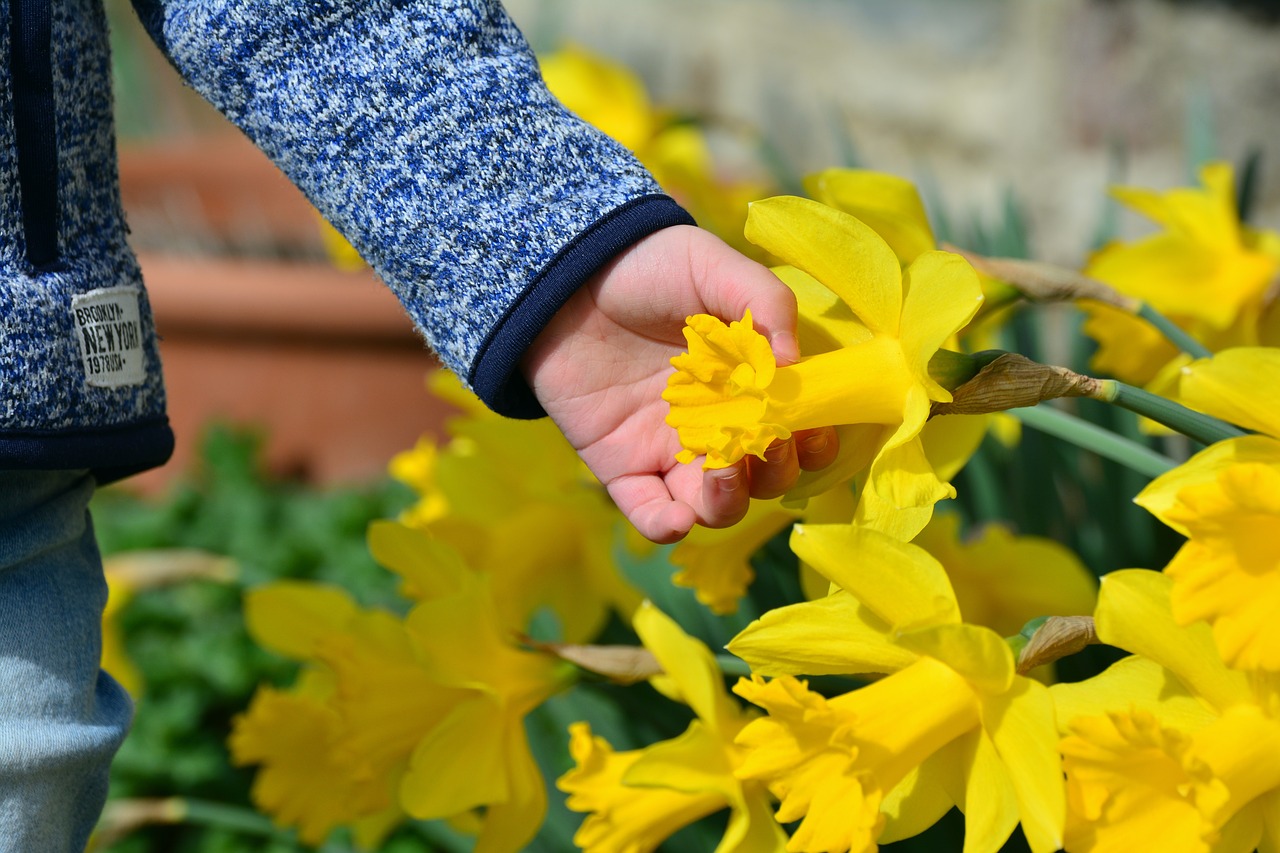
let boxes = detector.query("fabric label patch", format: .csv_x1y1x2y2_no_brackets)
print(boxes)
72,287,146,388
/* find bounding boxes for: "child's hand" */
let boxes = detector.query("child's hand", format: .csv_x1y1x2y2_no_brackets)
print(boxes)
522,225,838,544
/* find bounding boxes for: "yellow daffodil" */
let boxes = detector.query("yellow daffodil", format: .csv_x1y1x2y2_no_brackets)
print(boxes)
914,513,1097,639
391,373,641,643
727,524,1064,853
1133,347,1280,670
558,603,787,852
803,169,1000,483
790,174,993,504
664,196,983,540
1082,163,1280,385
232,522,575,852
1049,569,1280,853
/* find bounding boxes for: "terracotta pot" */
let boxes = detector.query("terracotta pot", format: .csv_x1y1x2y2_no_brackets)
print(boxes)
119,138,457,492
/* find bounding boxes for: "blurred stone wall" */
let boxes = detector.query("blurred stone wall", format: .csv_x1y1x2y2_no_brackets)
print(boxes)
505,0,1280,263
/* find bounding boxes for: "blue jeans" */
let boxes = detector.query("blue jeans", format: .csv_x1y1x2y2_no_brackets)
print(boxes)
0,470,131,851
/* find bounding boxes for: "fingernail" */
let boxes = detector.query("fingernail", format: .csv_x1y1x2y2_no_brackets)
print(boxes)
801,432,829,454
770,330,800,366
713,468,741,492
764,441,791,463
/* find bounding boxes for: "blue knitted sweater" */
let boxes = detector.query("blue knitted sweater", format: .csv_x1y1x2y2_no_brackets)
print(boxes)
0,0,692,482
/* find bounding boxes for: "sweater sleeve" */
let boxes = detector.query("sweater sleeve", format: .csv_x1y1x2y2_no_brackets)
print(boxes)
129,0,695,417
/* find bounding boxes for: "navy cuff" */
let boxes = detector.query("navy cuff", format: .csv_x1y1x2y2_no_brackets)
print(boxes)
0,417,175,485
469,194,696,418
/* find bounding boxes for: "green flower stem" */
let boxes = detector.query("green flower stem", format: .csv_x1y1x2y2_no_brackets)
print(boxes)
178,799,285,836
1010,405,1179,479
1135,302,1214,360
715,654,754,679
1094,380,1247,445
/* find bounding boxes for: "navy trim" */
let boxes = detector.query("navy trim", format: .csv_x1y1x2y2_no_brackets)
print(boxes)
0,418,174,485
470,194,695,418
9,0,61,270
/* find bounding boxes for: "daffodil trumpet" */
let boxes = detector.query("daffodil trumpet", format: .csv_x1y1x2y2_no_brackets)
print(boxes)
664,311,922,468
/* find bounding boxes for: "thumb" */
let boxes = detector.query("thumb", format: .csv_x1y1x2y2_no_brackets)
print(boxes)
685,228,800,366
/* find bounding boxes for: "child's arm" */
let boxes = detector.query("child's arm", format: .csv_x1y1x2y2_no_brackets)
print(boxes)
130,0,833,540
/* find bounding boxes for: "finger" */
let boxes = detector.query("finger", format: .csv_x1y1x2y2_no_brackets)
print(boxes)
663,457,750,530
606,473,697,545
697,462,752,528
795,427,840,472
746,438,799,500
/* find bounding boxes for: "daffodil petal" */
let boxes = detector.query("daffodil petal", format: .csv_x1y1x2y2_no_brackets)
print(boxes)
785,423,887,503
898,251,985,379
351,808,406,851
715,781,789,853
558,722,725,853
1091,232,1242,328
745,195,904,336
915,514,1098,639
229,685,396,845
920,414,990,482
624,720,735,800
773,263,872,353
855,433,955,543
672,501,797,616
1180,348,1280,438
1218,805,1268,853
367,519,468,601
726,590,916,677
1081,299,1178,386
1135,436,1280,536
879,753,958,844
895,623,1014,695
803,168,936,264
472,721,548,853
400,696,508,818
1258,789,1280,853
539,45,655,151
981,677,1066,853
1156,461,1280,671
1049,655,1218,735
953,729,1020,853
789,523,960,629
634,603,740,735
243,581,358,661
1095,570,1251,713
